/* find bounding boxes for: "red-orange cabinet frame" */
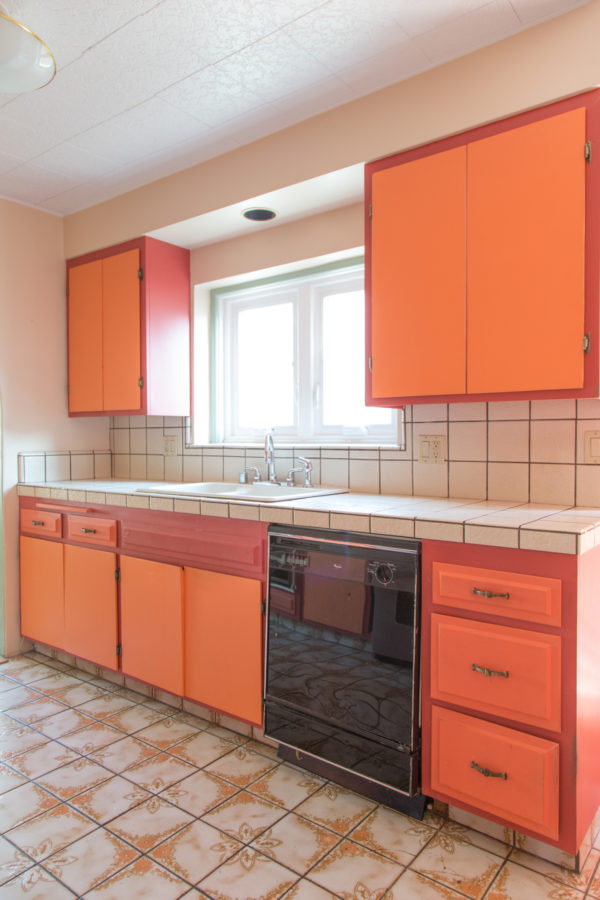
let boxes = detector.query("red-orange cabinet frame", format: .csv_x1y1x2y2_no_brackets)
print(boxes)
366,89,600,406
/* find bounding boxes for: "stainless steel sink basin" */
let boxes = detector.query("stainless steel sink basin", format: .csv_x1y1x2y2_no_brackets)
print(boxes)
135,482,348,503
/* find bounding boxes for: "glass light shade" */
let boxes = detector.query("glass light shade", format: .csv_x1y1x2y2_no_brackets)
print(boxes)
0,10,55,92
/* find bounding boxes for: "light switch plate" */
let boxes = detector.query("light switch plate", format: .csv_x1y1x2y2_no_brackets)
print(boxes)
584,431,600,463
418,435,446,464
163,435,178,457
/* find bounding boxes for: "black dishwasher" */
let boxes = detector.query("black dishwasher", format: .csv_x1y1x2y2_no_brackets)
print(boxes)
264,525,425,818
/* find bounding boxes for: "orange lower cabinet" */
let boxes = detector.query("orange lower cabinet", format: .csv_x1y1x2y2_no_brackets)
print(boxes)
120,555,184,695
430,706,559,840
20,536,65,649
64,544,118,669
184,567,263,725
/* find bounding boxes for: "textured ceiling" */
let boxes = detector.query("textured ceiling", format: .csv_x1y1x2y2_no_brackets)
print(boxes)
0,0,590,216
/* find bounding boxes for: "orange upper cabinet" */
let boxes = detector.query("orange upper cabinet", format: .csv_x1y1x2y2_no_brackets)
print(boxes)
366,93,595,406
67,236,191,417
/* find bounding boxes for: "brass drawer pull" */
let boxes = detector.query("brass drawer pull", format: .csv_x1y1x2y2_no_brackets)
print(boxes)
471,760,507,780
472,587,510,600
81,527,97,534
472,663,509,678
31,520,45,527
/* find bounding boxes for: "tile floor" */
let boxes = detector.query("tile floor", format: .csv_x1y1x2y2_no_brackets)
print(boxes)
0,653,598,899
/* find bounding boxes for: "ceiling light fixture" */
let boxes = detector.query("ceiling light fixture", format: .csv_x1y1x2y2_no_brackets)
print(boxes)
0,3,55,93
242,207,277,222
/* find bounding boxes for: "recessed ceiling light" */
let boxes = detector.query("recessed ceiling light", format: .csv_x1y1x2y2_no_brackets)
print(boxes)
242,207,277,222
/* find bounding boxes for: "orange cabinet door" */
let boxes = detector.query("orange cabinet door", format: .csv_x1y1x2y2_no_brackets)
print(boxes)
184,567,263,725
102,249,141,412
467,107,586,394
20,536,64,649
68,259,103,413
370,145,467,399
64,544,118,669
430,614,561,731
430,706,559,839
120,556,184,695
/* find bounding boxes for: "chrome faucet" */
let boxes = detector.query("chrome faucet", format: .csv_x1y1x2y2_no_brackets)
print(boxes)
286,456,313,488
265,429,278,483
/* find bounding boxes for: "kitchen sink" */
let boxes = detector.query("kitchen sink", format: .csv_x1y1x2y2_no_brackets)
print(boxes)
135,482,348,503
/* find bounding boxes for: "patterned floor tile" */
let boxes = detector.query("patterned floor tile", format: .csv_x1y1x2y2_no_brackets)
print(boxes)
0,685,41,710
5,804,96,860
439,821,512,858
5,697,67,724
384,868,476,898
202,790,287,843
134,716,200,750
34,708,95,740
249,763,325,809
251,812,340,874
37,758,113,800
159,769,238,816
51,683,108,707
149,819,242,882
8,740,80,779
0,781,59,831
121,751,197,793
70,775,151,824
198,847,297,900
0,662,55,683
82,856,189,898
245,738,280,760
0,763,26,793
309,839,403,898
204,723,248,745
410,831,504,900
349,805,437,865
170,731,240,767
29,673,84,696
204,744,278,787
58,722,123,754
294,784,376,836
486,860,585,899
107,796,194,851
283,881,338,899
509,846,599,892
87,736,159,773
76,694,137,720
0,678,18,695
104,705,168,734
0,723,48,760
0,834,33,886
44,827,140,895
0,866,76,898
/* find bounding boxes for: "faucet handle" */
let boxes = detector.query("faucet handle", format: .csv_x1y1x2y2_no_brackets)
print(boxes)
297,456,313,487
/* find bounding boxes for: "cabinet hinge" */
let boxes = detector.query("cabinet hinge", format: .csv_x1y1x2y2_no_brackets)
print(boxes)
368,356,373,373
368,203,372,218
137,268,143,279
585,141,592,162
115,568,120,581
584,333,591,353
261,600,266,615
116,643,122,656
138,377,144,389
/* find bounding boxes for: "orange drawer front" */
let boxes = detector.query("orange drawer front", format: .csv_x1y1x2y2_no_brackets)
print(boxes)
431,614,561,732
430,706,559,839
433,561,561,626
66,515,117,547
20,509,62,538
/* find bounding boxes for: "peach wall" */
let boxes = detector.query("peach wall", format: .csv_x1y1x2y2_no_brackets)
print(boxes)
190,203,363,285
0,199,109,655
64,0,600,258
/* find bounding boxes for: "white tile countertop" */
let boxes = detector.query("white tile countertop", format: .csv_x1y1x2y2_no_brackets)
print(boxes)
17,479,600,555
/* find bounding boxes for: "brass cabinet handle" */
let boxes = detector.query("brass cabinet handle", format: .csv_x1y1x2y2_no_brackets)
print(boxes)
472,663,509,678
471,760,507,780
472,587,510,600
81,527,97,534
31,520,45,527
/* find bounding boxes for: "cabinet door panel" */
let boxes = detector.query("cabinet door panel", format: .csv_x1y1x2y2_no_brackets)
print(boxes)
467,107,586,393
68,259,103,413
184,568,263,724
20,537,64,648
64,544,118,669
120,556,184,695
102,249,141,412
370,146,467,399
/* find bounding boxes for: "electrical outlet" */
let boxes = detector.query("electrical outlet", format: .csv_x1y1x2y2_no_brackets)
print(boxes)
584,431,600,463
163,435,178,457
418,435,446,464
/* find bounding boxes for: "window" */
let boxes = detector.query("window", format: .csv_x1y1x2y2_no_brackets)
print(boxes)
205,261,396,444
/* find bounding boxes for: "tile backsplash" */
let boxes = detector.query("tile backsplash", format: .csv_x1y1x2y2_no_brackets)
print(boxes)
18,398,600,507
